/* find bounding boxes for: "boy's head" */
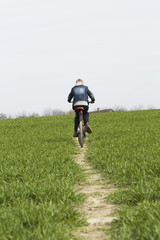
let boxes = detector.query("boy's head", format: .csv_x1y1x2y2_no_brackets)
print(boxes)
76,79,84,85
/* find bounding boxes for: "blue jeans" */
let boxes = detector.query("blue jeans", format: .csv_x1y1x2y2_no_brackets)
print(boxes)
74,106,89,132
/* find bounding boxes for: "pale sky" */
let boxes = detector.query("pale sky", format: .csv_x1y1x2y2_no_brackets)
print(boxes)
0,0,160,116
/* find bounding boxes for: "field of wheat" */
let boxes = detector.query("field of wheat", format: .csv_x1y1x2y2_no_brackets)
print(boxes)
0,115,86,240
87,109,160,240
1,109,160,240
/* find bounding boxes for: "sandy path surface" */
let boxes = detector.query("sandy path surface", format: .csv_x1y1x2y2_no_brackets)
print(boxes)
74,141,117,240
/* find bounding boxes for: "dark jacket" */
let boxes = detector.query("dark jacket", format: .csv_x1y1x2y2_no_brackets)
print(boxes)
68,85,95,105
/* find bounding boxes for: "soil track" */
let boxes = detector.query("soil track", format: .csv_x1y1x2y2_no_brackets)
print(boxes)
74,140,117,240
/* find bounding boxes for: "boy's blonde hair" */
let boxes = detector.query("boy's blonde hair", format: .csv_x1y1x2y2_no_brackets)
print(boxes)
76,79,84,84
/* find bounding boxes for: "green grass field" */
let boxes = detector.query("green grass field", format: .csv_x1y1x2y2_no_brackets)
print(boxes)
0,115,86,240
1,109,160,240
87,109,160,240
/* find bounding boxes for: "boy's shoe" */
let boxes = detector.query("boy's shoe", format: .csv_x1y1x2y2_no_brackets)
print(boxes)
86,123,92,134
73,132,78,137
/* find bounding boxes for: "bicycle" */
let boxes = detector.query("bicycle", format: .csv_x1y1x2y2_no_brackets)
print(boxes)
74,101,93,147
75,106,87,147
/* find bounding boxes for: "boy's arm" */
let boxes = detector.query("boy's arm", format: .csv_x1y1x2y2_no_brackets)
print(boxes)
87,88,95,103
68,89,73,102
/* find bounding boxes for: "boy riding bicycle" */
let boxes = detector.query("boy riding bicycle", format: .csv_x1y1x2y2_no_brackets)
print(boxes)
68,79,95,137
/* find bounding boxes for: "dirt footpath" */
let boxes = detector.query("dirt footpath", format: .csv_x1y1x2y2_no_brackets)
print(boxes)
74,142,117,240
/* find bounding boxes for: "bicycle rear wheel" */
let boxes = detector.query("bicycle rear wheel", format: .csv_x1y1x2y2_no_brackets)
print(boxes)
78,121,84,147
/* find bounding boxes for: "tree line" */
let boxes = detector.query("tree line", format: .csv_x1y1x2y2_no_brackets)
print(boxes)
0,105,156,120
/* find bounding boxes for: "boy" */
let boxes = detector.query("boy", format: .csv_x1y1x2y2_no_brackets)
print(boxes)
68,79,95,137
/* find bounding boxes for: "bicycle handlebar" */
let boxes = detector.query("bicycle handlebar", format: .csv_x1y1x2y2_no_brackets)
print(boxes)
70,101,94,104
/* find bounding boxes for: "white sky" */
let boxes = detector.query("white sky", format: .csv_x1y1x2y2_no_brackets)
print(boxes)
0,0,160,116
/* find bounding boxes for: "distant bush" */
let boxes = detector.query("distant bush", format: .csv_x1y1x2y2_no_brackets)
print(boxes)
112,105,127,112
28,112,39,118
15,112,28,118
43,108,66,116
130,105,144,111
0,113,7,119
